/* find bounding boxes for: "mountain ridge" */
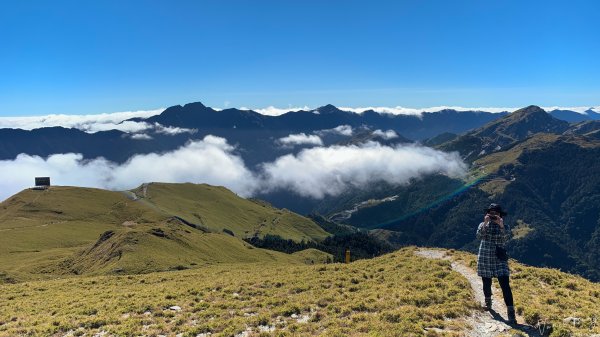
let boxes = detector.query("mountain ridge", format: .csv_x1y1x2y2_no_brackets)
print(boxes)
0,183,330,281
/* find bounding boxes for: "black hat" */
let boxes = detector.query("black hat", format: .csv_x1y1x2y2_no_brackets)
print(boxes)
484,203,507,217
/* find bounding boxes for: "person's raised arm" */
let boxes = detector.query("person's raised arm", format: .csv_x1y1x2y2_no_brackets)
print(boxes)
476,214,491,240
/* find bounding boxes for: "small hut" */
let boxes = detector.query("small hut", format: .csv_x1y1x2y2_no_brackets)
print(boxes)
33,177,51,190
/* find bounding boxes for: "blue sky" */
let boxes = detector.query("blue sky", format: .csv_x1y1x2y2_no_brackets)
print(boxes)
1,0,599,116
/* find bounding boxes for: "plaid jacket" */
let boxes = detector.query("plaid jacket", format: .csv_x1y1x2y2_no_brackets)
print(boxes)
476,221,511,278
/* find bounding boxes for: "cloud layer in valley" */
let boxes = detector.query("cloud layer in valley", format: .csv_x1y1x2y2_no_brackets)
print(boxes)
316,125,354,136
0,136,467,202
278,133,324,147
373,129,399,140
260,141,467,199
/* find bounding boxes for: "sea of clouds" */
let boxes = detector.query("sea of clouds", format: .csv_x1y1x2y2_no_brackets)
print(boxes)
0,135,467,201
3,105,599,133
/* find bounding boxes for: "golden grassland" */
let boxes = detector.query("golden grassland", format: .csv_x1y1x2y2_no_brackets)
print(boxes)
1,247,599,336
0,247,475,337
449,250,600,337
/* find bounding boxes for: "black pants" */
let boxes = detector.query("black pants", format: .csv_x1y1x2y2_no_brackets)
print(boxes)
482,276,514,307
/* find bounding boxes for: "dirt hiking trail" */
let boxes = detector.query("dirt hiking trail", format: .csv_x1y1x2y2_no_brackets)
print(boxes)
415,248,545,337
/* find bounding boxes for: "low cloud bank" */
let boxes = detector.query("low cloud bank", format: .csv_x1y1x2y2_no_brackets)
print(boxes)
4,105,599,135
260,142,466,199
152,123,197,135
316,125,354,136
373,129,399,140
339,106,514,115
240,106,312,116
540,106,600,114
0,136,467,202
130,133,153,140
241,105,600,116
278,133,323,147
0,109,164,132
0,108,196,136
0,136,258,201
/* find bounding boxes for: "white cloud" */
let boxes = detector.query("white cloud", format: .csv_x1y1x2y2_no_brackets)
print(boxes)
0,153,116,202
0,136,257,202
334,125,353,136
259,142,467,199
0,109,164,132
339,106,514,116
278,133,323,147
241,105,511,116
316,125,353,136
91,121,153,133
541,106,600,114
240,105,600,117
239,106,311,116
153,123,197,135
373,129,399,140
130,133,153,140
107,136,257,195
233,105,600,116
0,136,468,202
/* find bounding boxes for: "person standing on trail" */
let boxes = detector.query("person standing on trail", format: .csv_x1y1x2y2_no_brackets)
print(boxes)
476,203,516,323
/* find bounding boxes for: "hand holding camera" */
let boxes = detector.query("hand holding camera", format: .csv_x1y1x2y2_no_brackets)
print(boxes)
484,212,504,229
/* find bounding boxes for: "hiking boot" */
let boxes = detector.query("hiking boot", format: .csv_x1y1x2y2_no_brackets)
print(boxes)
507,305,517,323
484,297,492,310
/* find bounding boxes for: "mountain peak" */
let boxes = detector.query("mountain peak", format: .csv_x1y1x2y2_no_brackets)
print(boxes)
316,104,342,114
512,105,546,117
182,101,207,110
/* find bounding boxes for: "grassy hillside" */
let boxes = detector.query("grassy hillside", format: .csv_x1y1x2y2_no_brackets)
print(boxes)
0,185,329,281
0,187,166,281
60,223,303,276
130,183,329,242
1,247,598,336
291,248,334,264
0,247,475,337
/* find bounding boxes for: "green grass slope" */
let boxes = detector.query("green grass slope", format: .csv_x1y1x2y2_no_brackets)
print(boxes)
0,186,167,281
0,185,329,281
61,220,303,276
130,182,329,242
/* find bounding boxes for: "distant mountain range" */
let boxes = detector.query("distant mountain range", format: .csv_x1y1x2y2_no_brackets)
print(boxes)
1,102,599,166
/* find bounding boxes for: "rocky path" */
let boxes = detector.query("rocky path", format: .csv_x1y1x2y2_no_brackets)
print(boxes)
415,248,544,337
